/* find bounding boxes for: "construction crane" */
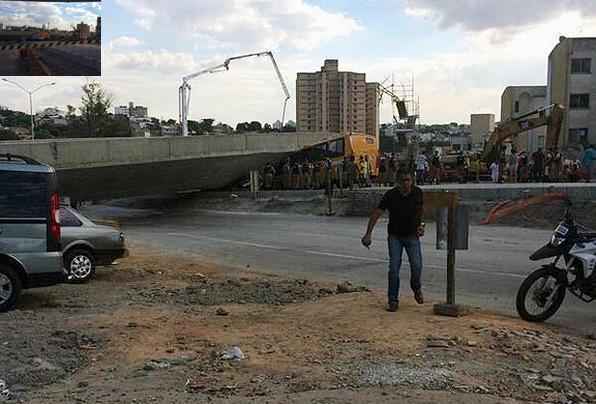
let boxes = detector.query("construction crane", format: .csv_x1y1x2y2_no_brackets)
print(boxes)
178,51,291,137
482,104,566,162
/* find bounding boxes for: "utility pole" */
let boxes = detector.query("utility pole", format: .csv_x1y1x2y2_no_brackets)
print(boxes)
1,79,56,141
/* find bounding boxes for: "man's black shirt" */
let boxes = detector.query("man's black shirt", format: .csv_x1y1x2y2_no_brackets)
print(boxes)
378,186,424,238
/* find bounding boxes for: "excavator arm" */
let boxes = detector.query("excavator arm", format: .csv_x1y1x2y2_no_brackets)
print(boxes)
482,104,565,161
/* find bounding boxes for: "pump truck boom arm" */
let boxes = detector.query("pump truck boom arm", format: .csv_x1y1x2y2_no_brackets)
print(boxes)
482,104,565,161
178,51,290,137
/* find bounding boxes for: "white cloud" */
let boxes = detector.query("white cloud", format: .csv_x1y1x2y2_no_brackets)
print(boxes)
363,11,596,123
114,0,362,51
109,36,144,49
405,0,596,36
0,2,99,31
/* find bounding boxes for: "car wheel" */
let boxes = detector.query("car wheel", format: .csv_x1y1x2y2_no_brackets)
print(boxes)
65,249,96,284
0,264,22,312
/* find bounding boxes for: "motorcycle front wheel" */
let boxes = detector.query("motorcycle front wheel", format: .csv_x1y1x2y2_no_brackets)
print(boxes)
516,266,566,322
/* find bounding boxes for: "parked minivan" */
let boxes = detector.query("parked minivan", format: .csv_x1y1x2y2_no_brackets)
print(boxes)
0,154,66,312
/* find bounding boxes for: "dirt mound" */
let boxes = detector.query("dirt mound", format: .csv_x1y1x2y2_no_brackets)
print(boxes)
132,278,339,306
0,311,100,390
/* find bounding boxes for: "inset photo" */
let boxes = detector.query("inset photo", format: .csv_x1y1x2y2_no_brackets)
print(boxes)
0,0,101,76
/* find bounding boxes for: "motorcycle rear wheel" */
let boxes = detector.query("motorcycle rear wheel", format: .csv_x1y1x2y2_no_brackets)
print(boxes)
516,266,566,322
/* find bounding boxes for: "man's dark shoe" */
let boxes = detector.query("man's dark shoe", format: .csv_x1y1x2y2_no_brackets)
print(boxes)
414,289,424,304
387,301,399,312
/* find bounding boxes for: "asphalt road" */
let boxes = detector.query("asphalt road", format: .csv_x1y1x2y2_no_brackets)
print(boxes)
0,50,24,75
121,209,596,334
37,45,101,76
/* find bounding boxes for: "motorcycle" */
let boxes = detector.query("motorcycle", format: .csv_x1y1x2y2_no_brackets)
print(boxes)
516,202,596,322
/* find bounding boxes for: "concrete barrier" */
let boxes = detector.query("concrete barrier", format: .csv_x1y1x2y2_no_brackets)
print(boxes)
343,183,596,216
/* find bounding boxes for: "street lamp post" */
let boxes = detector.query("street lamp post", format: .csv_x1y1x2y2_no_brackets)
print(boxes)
1,79,56,141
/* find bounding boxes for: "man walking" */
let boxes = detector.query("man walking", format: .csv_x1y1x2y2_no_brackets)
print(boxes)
361,172,425,312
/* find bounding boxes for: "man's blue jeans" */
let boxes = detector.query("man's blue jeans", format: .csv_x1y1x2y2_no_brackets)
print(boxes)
387,235,423,303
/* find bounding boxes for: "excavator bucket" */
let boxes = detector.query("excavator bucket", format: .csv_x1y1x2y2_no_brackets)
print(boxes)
480,193,569,225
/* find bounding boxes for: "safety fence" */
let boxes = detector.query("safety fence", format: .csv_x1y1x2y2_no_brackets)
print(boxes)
0,40,99,52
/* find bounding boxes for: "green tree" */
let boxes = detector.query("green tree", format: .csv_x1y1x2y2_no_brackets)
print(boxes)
235,122,249,133
187,120,200,135
263,123,272,133
34,128,54,140
80,81,113,137
248,121,262,132
196,118,214,135
66,105,76,119
0,129,19,141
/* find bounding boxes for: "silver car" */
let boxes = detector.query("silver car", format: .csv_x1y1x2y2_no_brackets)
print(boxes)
60,207,128,283
0,154,66,312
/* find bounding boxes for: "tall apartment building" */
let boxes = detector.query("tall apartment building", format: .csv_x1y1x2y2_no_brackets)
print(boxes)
548,36,596,151
75,22,90,41
501,86,547,154
470,113,495,149
96,17,101,42
296,59,380,140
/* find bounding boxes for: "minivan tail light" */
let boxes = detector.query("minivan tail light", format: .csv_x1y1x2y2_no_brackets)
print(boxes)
50,193,61,241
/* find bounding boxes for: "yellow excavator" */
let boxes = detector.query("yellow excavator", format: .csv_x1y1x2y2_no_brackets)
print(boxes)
482,104,566,162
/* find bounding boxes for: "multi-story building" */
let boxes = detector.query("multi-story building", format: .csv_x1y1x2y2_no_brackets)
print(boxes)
128,102,148,118
366,82,380,142
296,59,380,140
548,36,596,152
470,113,495,149
75,22,90,41
501,86,547,154
114,103,149,118
114,106,129,117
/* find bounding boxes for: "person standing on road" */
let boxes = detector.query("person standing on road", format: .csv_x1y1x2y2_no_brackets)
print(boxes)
282,158,292,190
263,162,276,190
415,152,427,186
490,160,500,183
361,172,425,312
581,144,595,182
532,148,545,182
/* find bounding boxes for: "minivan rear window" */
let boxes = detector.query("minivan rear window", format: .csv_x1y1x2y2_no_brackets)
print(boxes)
0,171,49,218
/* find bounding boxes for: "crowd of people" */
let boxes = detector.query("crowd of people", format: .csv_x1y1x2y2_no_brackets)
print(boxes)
262,155,378,191
259,144,596,190
487,145,596,183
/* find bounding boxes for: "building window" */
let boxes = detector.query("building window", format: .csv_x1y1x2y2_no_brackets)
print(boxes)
569,128,589,146
570,94,590,109
571,58,591,74
514,101,519,113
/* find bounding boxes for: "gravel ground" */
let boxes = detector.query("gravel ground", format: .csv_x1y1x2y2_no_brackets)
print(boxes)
130,278,337,306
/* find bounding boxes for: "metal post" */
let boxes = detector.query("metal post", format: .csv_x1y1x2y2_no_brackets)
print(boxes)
29,92,34,141
326,164,333,215
338,162,344,197
446,196,456,305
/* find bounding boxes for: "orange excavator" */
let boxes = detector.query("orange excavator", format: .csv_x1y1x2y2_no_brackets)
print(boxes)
482,104,566,163
480,104,567,225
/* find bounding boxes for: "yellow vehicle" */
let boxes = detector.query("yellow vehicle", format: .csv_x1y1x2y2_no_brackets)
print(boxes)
345,133,379,176
297,133,379,176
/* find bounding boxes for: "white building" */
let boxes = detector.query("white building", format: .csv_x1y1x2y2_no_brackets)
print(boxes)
470,114,495,150
114,106,129,117
548,36,596,153
501,86,547,154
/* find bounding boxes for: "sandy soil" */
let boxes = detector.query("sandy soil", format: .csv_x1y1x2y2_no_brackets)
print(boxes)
1,246,595,404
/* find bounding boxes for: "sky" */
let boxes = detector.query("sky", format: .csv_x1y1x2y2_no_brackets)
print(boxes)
0,1,99,31
1,0,596,126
